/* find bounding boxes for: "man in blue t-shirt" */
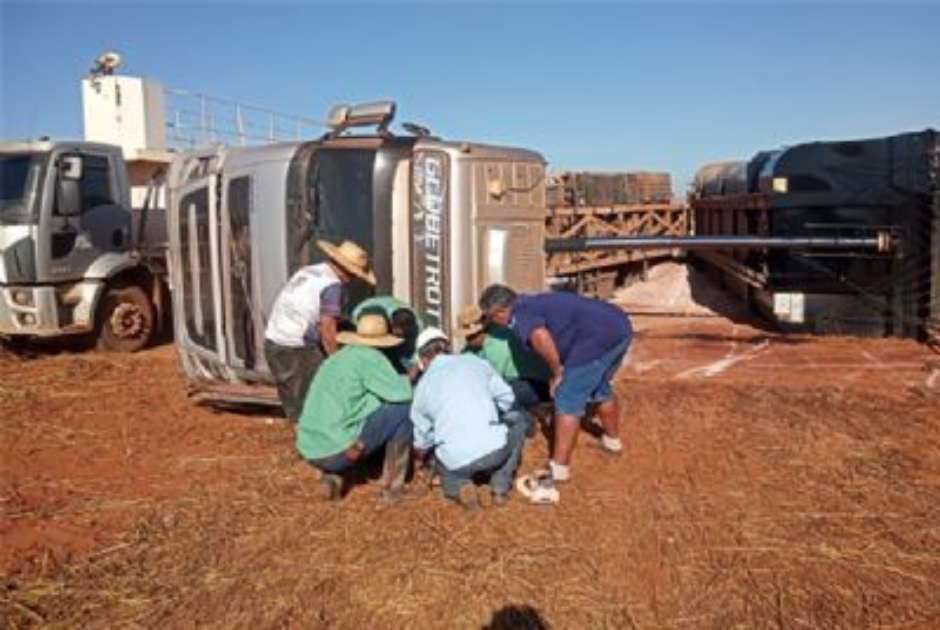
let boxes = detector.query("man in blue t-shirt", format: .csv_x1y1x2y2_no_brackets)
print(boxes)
479,284,633,483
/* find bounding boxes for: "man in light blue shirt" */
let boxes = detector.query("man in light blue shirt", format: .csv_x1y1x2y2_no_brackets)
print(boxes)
410,328,530,510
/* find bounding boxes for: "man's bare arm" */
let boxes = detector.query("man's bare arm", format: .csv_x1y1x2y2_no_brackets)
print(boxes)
529,327,564,392
319,315,340,355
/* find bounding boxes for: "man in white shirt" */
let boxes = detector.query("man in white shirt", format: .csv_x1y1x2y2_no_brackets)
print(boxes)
410,328,530,511
264,239,376,423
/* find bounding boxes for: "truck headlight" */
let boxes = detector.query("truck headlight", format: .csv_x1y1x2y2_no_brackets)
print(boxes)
11,289,34,306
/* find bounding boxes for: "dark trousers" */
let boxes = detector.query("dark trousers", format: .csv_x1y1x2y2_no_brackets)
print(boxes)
264,339,325,423
508,377,551,408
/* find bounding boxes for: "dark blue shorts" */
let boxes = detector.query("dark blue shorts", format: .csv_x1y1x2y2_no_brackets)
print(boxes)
554,338,630,416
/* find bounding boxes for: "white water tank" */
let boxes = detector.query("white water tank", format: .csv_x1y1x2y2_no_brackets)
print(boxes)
82,75,167,155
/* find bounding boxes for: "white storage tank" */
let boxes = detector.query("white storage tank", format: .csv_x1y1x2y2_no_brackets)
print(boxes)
82,74,167,155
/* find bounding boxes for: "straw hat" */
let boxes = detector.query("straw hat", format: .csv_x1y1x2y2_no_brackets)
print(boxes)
317,239,377,285
336,314,403,348
454,304,485,338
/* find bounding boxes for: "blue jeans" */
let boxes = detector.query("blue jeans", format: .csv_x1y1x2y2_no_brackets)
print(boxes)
310,402,412,474
555,338,630,417
438,412,530,499
508,377,551,408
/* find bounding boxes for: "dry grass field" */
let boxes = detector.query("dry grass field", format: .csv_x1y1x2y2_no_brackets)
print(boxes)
2,265,939,628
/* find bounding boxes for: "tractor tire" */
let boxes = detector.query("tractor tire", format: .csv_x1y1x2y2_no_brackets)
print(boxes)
96,285,155,353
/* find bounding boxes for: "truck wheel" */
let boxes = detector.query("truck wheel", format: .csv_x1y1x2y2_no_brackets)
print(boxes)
96,285,154,353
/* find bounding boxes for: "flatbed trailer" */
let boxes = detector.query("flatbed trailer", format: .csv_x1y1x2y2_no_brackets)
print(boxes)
544,171,686,297
688,130,939,340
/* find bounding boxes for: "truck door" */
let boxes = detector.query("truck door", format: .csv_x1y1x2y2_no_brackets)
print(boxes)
220,173,257,370
174,161,224,362
43,149,129,283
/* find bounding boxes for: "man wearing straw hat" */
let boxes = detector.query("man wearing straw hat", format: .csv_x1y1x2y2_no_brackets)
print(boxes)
264,239,377,424
297,313,413,502
455,304,552,410
352,295,424,375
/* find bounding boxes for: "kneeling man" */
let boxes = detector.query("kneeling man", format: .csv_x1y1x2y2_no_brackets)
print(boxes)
411,328,529,511
297,314,413,501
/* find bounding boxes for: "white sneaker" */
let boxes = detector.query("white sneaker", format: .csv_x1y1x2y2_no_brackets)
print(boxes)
600,434,623,454
549,460,571,482
515,472,560,505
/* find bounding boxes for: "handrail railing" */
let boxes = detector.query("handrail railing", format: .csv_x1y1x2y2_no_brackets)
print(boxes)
164,87,324,149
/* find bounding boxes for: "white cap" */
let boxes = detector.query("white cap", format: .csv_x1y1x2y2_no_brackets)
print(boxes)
415,327,449,355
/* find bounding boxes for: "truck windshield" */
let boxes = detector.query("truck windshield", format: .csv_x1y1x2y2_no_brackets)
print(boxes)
308,149,379,309
312,149,376,251
0,153,43,224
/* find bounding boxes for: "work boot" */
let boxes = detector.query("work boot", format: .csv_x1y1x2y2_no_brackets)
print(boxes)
377,440,411,503
414,464,439,492
491,490,509,507
317,473,343,502
455,484,481,514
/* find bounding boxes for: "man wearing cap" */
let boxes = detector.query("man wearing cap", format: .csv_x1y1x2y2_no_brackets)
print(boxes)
297,314,413,501
455,304,551,409
410,327,530,511
264,239,376,424
479,284,633,484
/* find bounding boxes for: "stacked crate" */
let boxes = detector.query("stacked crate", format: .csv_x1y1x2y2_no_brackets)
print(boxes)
624,172,674,204
544,170,685,298
546,171,672,207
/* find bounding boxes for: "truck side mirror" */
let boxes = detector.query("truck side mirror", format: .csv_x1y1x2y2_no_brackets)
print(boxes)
56,155,83,216
60,155,83,180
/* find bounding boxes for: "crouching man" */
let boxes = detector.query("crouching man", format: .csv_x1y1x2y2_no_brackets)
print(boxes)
410,328,530,512
297,314,413,502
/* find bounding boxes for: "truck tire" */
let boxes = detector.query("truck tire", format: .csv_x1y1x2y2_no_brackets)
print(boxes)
96,285,155,353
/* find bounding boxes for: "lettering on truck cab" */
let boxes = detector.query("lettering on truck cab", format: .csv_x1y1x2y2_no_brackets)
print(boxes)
412,150,449,330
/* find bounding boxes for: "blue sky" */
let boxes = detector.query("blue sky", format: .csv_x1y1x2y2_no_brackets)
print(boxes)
2,1,937,192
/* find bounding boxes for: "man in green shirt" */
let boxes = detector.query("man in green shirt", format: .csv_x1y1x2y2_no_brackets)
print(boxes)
455,304,552,408
351,295,424,375
297,314,413,501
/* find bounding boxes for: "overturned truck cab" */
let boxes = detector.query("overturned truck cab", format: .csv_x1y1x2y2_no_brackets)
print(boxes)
167,101,546,407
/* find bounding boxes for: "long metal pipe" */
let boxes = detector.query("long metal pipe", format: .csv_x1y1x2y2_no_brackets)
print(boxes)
544,234,893,254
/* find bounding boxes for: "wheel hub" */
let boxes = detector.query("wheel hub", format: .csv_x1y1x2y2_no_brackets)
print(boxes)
110,303,146,339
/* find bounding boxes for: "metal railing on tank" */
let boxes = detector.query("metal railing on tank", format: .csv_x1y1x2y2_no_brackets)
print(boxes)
164,88,324,149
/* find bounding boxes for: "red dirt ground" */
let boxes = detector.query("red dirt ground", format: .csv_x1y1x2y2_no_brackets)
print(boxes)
2,265,939,627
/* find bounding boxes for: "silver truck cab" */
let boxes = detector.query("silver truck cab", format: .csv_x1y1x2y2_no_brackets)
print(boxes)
167,102,546,406
0,140,168,350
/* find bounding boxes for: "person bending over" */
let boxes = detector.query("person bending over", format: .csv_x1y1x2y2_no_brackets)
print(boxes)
479,284,632,483
264,239,376,423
